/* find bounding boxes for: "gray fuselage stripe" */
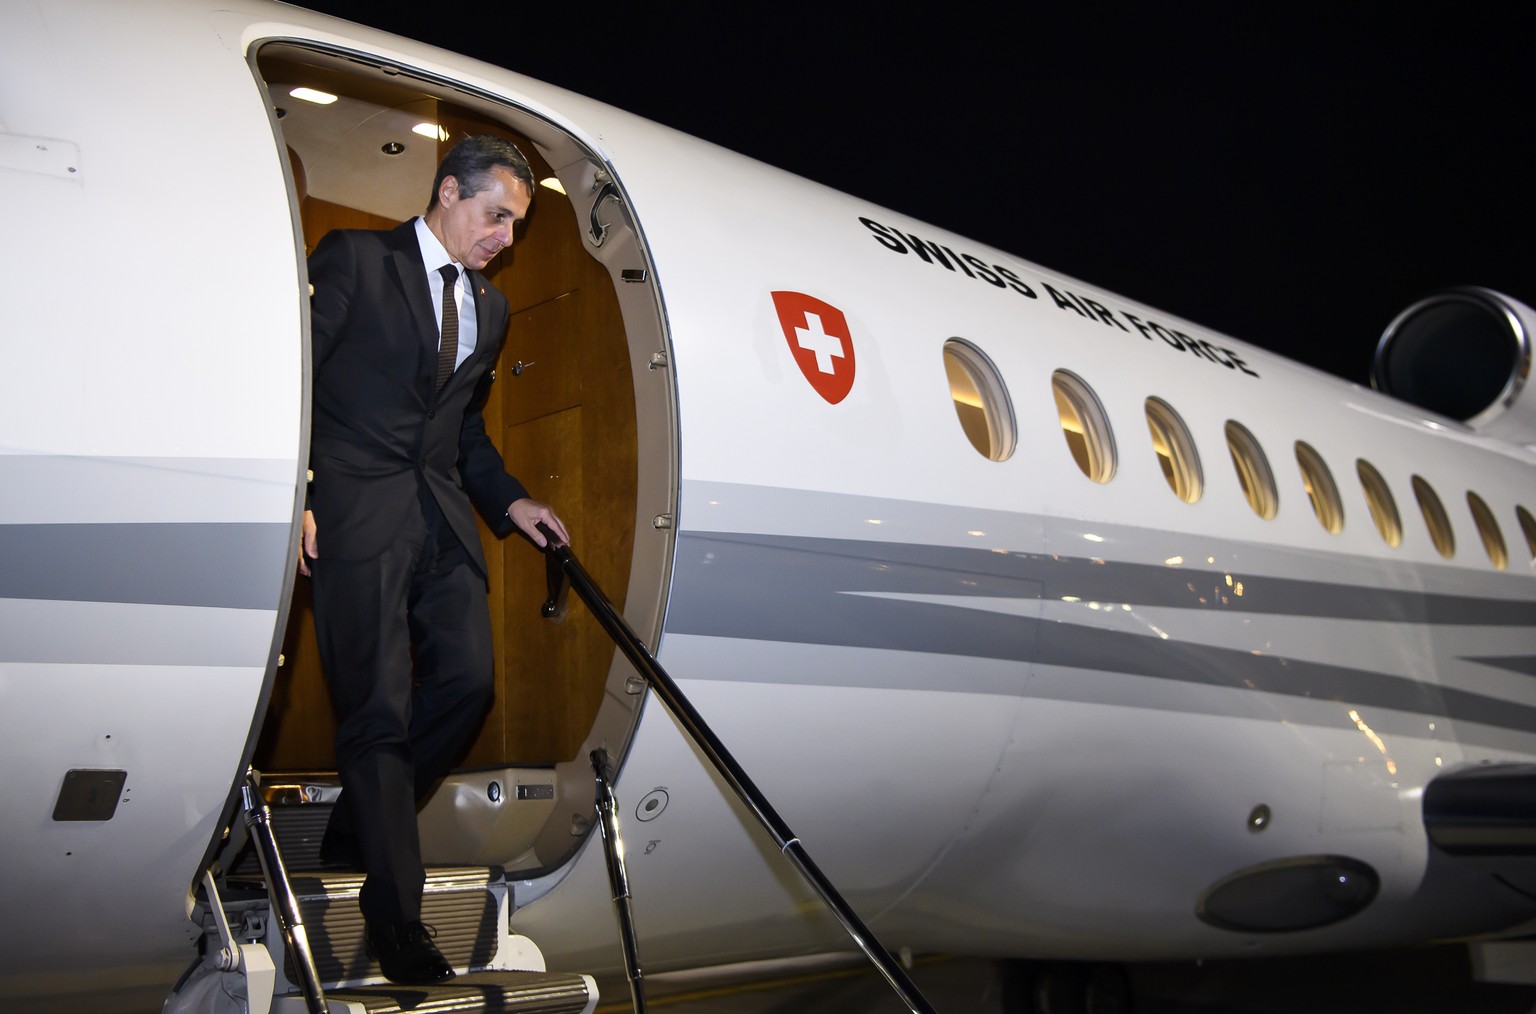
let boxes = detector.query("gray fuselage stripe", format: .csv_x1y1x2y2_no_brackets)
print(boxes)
0,522,291,610
1468,656,1536,676
687,532,1536,624
665,531,1536,734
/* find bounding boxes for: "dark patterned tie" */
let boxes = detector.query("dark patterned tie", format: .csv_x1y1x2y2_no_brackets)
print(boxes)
436,264,459,392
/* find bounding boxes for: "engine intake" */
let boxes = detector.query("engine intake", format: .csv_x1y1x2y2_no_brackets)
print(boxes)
1372,287,1536,446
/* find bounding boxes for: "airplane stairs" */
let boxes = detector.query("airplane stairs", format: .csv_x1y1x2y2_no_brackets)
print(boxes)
168,778,597,1014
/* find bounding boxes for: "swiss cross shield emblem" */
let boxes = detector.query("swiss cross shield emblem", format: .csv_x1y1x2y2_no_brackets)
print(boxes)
772,291,856,404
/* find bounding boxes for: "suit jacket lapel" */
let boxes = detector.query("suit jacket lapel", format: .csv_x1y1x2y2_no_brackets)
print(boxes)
470,268,500,357
385,223,438,382
442,268,499,388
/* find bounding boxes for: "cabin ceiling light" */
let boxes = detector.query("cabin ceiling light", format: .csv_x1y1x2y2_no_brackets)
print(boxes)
412,122,450,141
539,176,567,195
289,86,338,105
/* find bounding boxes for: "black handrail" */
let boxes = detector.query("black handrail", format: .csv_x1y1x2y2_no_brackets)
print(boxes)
538,528,937,1014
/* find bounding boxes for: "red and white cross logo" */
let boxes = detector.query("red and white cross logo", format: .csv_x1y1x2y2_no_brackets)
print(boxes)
771,290,857,405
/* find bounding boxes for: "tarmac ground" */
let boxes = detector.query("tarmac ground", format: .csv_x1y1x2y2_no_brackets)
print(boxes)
591,943,1536,1013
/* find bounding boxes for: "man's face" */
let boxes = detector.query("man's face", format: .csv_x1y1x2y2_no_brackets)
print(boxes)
431,165,531,270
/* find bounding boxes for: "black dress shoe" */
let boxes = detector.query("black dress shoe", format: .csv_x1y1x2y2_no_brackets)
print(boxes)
365,920,455,985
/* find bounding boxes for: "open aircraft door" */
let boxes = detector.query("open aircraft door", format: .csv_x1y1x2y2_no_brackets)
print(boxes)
245,32,678,876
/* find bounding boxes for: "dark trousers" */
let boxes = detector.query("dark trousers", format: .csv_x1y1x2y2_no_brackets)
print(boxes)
311,489,494,925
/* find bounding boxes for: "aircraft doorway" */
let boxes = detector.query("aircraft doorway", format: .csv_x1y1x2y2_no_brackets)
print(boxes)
247,41,675,874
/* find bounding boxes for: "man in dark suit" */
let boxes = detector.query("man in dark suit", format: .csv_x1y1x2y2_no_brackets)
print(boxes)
299,134,568,985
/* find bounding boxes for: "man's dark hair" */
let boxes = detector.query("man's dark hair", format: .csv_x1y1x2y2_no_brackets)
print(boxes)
426,134,534,212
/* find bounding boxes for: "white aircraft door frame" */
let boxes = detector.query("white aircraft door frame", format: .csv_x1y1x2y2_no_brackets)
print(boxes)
237,24,681,877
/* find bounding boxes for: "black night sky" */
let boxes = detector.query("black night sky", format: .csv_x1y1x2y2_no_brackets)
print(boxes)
299,4,1536,385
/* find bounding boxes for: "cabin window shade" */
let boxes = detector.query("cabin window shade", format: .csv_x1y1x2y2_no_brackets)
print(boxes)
1145,397,1202,503
1412,476,1456,558
1052,370,1115,483
1295,442,1344,534
943,339,1015,461
1225,420,1277,519
1467,491,1508,570
1356,459,1402,547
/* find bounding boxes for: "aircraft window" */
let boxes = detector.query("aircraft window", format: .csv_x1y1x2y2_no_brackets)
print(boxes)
1294,442,1344,534
1519,506,1536,565
1052,370,1116,483
943,339,1016,462
1411,476,1456,558
1467,492,1508,570
1356,459,1402,547
1145,398,1203,503
1225,420,1277,519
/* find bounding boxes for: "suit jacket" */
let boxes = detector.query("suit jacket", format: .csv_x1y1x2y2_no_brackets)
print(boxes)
307,221,527,576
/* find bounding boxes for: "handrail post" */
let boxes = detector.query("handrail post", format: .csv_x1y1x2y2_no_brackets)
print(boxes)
538,528,937,1014
592,749,646,1012
241,770,328,1014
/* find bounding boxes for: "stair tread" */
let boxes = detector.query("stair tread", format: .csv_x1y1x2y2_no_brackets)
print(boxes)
304,969,592,1013
230,865,497,895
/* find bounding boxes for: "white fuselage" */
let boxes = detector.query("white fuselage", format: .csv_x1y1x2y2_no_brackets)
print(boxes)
1,2,1533,1009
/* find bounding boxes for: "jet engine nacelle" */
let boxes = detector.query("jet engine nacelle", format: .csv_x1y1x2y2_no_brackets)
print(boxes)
1372,286,1536,446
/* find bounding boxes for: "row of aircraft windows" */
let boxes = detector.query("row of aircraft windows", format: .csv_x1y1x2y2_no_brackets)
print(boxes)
943,339,1536,571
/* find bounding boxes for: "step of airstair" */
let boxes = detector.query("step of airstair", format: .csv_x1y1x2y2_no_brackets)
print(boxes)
224,865,504,985
228,787,337,877
204,789,597,1013
269,970,595,1013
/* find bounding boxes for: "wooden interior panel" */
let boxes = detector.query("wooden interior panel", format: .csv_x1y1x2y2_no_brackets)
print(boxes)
470,404,583,765
261,578,328,769
467,285,637,765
